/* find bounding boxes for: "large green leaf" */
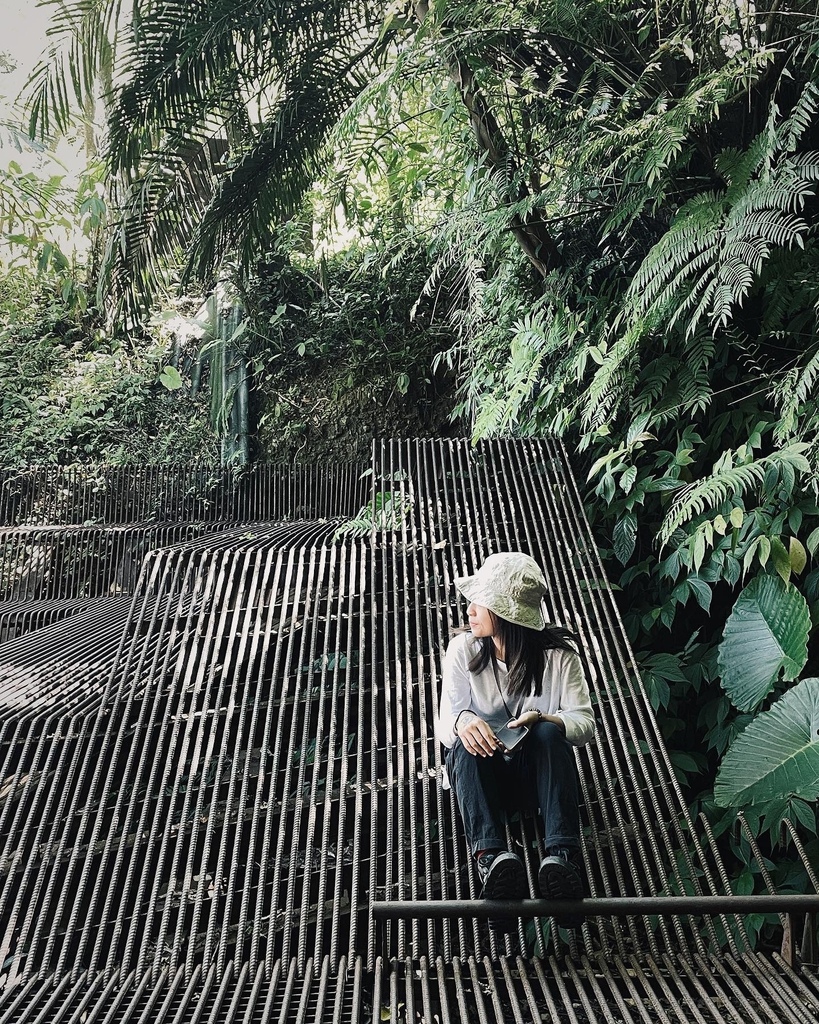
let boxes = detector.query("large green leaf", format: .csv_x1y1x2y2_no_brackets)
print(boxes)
717,574,809,712
714,678,819,807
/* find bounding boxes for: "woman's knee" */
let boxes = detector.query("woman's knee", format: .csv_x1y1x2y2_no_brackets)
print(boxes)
529,720,570,751
532,720,565,745
446,739,479,779
446,740,500,792
447,739,470,766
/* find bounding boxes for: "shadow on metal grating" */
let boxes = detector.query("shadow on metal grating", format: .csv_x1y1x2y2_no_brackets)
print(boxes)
0,442,816,1022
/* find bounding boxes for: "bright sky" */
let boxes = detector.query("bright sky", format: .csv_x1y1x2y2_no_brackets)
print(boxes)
0,0,88,181
1,1,52,100
0,2,89,261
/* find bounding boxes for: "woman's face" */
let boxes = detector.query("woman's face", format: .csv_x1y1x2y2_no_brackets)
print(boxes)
467,603,496,640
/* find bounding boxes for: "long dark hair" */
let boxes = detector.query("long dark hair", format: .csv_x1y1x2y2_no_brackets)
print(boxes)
465,615,579,699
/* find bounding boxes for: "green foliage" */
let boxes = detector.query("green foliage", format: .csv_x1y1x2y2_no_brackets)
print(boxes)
0,125,211,462
24,0,395,320
24,0,123,138
0,272,217,465
323,51,464,239
1,152,108,315
627,141,819,337
244,241,451,460
659,445,812,545
334,489,413,539
718,576,811,712
366,0,819,914
159,365,183,390
715,678,819,807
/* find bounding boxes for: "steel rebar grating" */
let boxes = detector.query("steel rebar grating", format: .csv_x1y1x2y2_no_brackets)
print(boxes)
0,464,368,526
0,464,369,643
0,442,815,1023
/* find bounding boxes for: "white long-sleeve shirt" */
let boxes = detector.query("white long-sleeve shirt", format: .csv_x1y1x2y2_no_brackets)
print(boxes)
436,632,595,749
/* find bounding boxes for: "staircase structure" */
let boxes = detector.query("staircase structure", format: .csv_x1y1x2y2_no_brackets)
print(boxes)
0,440,816,1023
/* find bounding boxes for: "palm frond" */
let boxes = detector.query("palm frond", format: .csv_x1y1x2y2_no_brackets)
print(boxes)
97,143,216,322
184,55,380,286
0,163,71,233
23,0,125,139
323,46,440,213
80,0,388,313
105,1,381,174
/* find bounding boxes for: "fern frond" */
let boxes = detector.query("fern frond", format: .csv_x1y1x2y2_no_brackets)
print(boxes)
790,152,819,181
774,343,819,443
720,256,764,296
582,356,635,427
683,332,716,369
334,489,414,539
781,81,819,153
671,275,719,335
633,357,679,412
659,444,812,544
626,144,818,336
727,208,808,248
676,364,713,416
600,189,651,236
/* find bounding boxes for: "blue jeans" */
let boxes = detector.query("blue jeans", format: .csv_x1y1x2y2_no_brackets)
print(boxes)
445,721,580,856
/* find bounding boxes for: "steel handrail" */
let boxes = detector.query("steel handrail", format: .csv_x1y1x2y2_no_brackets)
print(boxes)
372,894,819,920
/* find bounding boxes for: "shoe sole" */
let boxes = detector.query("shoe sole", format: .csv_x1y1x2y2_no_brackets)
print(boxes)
481,853,527,934
538,857,584,928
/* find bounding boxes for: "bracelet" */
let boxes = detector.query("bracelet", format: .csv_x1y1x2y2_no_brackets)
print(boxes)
526,708,543,722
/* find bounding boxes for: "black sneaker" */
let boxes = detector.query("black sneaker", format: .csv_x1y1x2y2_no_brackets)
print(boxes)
476,851,527,934
537,847,584,929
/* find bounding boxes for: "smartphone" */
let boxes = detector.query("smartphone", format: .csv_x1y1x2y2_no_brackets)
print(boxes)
495,719,529,759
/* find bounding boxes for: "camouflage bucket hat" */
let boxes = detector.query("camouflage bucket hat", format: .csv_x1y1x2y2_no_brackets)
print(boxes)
454,552,548,630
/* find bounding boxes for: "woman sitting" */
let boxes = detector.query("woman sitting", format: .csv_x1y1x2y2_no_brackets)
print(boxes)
436,552,595,930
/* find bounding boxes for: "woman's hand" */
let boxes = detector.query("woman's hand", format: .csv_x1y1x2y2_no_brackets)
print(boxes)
506,711,566,732
458,716,501,758
506,710,539,730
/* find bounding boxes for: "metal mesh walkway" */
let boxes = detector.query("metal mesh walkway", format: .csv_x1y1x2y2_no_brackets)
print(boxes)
0,442,816,1022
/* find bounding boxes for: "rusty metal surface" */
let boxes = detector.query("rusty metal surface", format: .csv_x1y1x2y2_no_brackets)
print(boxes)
0,464,369,644
0,953,816,1023
0,442,815,1022
0,464,369,527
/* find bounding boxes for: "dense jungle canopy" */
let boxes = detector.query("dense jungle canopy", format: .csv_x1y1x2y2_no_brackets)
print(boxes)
1,0,819,941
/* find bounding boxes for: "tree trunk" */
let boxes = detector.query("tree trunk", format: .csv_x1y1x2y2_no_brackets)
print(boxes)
414,3,561,277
